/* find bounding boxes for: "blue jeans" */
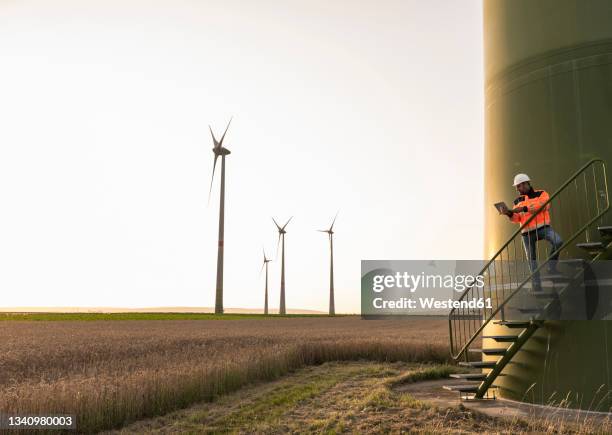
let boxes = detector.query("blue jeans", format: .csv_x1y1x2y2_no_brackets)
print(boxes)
522,225,563,289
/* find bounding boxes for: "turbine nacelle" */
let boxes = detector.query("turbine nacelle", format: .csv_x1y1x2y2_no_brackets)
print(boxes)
318,212,338,236
272,217,292,234
262,248,272,264
273,217,292,258
213,147,231,156
209,117,232,150
260,248,272,273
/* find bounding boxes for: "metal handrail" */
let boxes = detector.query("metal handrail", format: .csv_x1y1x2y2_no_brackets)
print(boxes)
449,159,609,360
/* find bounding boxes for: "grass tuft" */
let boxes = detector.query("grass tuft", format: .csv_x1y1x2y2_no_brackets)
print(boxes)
385,364,462,388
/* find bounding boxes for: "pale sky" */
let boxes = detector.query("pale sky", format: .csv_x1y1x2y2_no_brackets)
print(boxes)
0,0,483,313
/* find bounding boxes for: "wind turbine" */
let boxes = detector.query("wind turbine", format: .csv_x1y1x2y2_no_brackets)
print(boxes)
319,213,338,316
261,249,272,315
208,118,232,314
273,217,292,315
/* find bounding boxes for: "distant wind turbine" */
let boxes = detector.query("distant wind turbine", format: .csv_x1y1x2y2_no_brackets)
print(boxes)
273,217,292,315
261,249,272,315
319,213,338,316
208,118,232,314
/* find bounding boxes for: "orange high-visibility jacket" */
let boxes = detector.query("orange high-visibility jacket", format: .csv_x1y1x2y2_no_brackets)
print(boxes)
510,189,551,232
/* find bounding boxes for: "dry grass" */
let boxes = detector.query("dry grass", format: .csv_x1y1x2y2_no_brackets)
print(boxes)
116,361,607,434
0,316,448,433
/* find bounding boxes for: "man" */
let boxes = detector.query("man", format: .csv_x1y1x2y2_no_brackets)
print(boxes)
502,173,563,291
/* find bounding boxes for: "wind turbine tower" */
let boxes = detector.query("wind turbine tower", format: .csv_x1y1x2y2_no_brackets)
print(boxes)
273,217,292,315
261,249,272,315
208,118,232,314
319,213,338,316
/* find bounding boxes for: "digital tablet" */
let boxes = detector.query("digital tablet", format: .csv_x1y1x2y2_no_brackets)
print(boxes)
494,202,509,214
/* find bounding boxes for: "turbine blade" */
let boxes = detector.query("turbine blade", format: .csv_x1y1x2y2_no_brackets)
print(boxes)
281,216,293,231
276,232,281,258
317,229,327,232
209,125,219,148
207,154,219,203
272,217,282,231
330,211,339,232
219,117,232,146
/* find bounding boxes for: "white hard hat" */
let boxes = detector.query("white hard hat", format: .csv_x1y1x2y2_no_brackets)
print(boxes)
513,173,531,186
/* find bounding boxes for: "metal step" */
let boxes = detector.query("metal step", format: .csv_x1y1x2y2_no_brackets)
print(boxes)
533,281,569,290
598,226,612,237
459,361,498,369
540,274,571,282
495,320,531,328
469,348,507,356
576,242,606,253
520,290,557,298
559,259,587,265
453,314,483,320
443,383,479,393
483,335,519,342
449,373,487,381
532,284,564,291
533,292,558,299
510,307,543,314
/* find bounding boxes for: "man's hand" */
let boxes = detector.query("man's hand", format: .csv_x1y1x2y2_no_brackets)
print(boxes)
498,205,512,217
502,206,523,217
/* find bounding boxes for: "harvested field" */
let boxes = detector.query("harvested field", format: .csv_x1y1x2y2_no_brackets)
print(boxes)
0,316,448,432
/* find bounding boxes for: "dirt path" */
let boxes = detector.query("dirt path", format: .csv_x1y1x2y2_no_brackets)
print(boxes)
112,361,584,434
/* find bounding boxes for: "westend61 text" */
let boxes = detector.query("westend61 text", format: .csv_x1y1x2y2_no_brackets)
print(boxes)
372,297,493,310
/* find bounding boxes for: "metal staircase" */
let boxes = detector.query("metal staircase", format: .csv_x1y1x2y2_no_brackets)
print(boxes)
445,159,610,399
